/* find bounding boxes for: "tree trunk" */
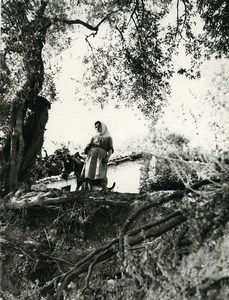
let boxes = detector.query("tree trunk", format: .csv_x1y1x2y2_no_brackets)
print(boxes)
9,105,25,191
0,2,51,196
0,50,48,195
0,96,50,195
20,97,50,183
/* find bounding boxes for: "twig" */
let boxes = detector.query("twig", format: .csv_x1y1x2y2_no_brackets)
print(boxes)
41,253,72,265
127,0,138,26
44,228,51,248
10,243,34,260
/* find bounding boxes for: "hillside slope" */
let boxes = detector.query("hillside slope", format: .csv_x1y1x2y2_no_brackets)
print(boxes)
0,179,228,300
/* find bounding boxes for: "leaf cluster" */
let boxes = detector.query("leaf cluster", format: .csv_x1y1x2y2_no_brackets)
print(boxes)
82,0,229,118
30,146,71,181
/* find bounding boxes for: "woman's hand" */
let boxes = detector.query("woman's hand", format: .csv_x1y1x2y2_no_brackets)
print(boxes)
103,150,113,163
84,144,91,155
102,157,109,163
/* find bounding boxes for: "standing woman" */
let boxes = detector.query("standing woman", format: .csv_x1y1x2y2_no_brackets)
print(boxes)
82,121,114,190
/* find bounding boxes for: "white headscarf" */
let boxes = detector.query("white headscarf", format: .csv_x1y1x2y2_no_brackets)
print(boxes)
95,121,111,138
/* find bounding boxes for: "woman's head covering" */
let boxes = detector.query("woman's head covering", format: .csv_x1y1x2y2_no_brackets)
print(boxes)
95,121,111,138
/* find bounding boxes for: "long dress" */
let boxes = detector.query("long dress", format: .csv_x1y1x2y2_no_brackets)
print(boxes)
82,136,114,180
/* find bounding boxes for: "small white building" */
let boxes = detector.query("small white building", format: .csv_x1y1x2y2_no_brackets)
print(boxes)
37,153,213,193
37,153,146,193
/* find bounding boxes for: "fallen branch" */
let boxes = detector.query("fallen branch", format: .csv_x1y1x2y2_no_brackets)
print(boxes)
118,178,220,260
0,192,130,210
1,178,219,210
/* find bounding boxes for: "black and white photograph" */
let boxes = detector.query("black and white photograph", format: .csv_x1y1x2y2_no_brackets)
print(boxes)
0,0,228,299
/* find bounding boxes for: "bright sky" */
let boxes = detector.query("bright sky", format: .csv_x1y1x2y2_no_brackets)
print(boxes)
43,35,151,155
43,24,228,156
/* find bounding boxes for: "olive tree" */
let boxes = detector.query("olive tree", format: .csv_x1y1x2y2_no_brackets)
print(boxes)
0,0,228,194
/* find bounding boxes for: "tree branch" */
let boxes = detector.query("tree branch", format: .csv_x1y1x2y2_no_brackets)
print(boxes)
127,211,183,237
53,9,120,33
56,18,99,31
0,190,131,210
1,179,220,210
175,0,180,39
118,178,220,260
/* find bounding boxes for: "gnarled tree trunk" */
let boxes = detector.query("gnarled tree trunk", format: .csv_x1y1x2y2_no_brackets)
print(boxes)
0,95,50,196
0,1,50,196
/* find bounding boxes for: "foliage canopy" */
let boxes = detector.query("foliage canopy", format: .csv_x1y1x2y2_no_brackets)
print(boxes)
1,0,229,119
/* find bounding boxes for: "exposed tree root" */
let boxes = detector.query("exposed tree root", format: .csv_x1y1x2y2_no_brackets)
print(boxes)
118,178,220,260
41,212,186,299
49,179,220,298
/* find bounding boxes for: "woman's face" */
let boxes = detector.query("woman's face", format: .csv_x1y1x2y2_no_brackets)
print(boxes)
95,122,102,133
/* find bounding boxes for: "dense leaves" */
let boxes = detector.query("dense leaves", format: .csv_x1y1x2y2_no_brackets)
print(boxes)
82,0,229,117
31,146,71,181
197,0,229,57
1,0,228,121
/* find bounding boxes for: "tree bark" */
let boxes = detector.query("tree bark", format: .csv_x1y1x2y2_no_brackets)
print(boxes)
20,97,50,183
0,2,50,195
9,103,25,191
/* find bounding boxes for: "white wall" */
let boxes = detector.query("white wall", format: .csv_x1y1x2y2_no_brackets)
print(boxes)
45,160,142,193
107,160,142,193
46,176,77,191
